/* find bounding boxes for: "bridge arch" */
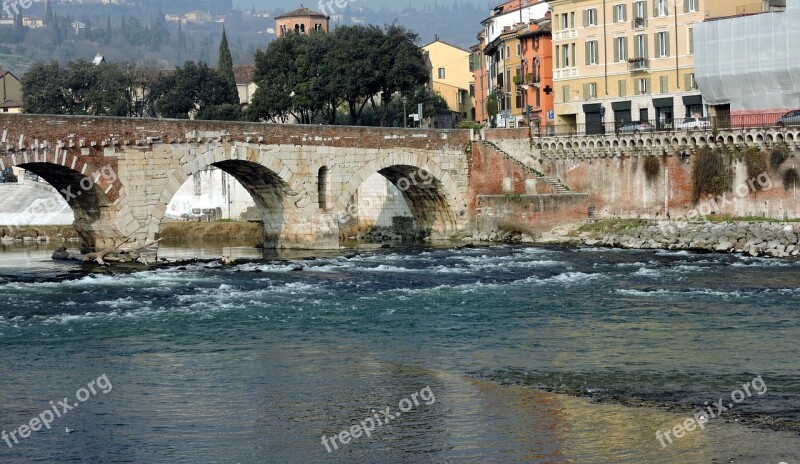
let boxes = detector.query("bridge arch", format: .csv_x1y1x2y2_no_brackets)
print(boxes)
153,144,310,248
0,151,125,250
335,151,467,239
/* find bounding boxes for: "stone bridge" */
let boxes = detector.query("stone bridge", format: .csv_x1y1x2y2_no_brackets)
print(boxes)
0,115,473,251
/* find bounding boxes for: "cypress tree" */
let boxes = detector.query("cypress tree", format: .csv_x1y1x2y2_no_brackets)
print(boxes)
217,26,237,103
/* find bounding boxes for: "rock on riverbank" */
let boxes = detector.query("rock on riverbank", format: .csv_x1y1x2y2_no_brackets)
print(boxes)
585,221,800,258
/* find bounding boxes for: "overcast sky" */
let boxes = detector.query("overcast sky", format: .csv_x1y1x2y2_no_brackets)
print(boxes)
232,0,486,11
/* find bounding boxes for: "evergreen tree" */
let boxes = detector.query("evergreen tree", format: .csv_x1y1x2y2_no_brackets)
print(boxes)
44,0,54,25
105,15,112,44
217,26,236,95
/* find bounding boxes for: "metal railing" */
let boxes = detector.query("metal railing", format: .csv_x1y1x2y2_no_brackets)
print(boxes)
627,58,649,72
537,114,796,138
631,17,648,29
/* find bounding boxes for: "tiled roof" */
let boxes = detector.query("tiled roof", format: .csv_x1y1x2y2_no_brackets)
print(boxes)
233,65,255,84
275,7,328,19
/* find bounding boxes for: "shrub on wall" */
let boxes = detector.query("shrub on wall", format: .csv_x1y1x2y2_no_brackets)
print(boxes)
692,147,732,203
741,147,769,191
643,156,661,183
770,146,789,172
783,168,798,190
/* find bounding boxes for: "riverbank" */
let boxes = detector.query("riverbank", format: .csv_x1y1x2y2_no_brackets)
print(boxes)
577,218,800,257
158,221,262,242
0,225,79,242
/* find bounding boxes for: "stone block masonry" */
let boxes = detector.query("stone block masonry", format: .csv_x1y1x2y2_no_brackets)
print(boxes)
0,114,472,253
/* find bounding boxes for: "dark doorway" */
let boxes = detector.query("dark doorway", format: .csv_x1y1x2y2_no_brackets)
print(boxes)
583,103,604,135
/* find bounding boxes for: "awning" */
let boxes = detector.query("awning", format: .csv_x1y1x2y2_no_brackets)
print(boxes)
582,103,603,113
682,95,703,106
611,101,632,111
653,97,674,108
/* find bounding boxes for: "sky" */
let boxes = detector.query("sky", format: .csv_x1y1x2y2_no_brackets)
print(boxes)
233,0,485,11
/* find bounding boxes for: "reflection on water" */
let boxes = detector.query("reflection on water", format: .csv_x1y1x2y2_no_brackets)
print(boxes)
0,243,799,462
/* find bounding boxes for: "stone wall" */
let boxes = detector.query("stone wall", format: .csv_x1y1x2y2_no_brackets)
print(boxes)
475,193,590,235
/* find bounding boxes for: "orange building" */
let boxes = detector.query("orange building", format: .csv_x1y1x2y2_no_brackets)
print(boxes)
470,31,488,123
275,7,329,38
518,15,554,134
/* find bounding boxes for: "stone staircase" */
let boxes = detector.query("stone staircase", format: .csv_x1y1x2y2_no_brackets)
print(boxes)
481,141,571,194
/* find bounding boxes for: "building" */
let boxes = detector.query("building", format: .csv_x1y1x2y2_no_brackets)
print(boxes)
695,0,794,122
23,17,45,28
275,7,329,38
233,65,257,106
549,0,756,135
475,0,551,127
470,31,488,122
422,37,474,123
0,71,22,114
518,16,555,133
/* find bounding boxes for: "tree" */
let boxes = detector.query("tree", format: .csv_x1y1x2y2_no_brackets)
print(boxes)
326,25,384,124
369,24,429,126
151,61,239,119
105,15,111,44
44,0,54,25
216,26,237,103
22,61,68,114
486,90,499,128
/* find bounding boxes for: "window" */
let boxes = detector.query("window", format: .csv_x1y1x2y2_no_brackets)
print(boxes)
516,43,521,56
438,67,446,79
221,172,227,198
684,0,699,12
618,79,627,97
660,76,669,93
688,27,694,54
555,45,560,68
685,73,698,90
317,167,328,210
614,36,628,61
584,82,597,99
635,77,649,95
656,31,670,57
584,8,598,26
654,0,668,16
634,1,647,19
506,46,510,58
469,83,475,97
634,34,648,58
560,13,569,30
586,40,599,65
561,43,571,67
562,85,570,103
570,12,576,29
613,4,627,22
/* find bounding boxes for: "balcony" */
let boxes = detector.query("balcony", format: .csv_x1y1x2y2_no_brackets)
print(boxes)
631,17,647,29
552,29,578,41
554,67,579,80
627,57,649,72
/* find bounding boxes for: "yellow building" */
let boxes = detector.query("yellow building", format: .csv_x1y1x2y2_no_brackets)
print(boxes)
0,71,22,114
549,0,755,134
483,26,528,127
422,38,474,121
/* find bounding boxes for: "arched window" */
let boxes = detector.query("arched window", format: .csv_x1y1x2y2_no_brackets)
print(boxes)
300,24,305,33
295,24,300,33
317,166,328,210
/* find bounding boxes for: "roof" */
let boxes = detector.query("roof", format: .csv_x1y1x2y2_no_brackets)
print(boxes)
275,7,329,19
421,38,470,53
233,65,255,84
0,71,19,81
1,99,22,108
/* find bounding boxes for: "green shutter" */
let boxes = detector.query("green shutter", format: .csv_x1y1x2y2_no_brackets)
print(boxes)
583,9,589,27
555,45,560,68
644,35,649,58
613,6,618,22
614,40,620,62
622,5,627,21
653,0,658,16
585,42,590,65
684,0,690,13
619,80,627,97
645,77,652,94
665,31,670,56
684,73,691,90
623,37,628,60
583,83,590,99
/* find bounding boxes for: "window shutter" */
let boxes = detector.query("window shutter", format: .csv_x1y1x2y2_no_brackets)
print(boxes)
613,7,618,22
684,0,690,13
555,46,560,68
634,80,640,96
623,37,628,60
614,40,620,62
684,73,691,90
619,80,626,97
653,0,659,16
645,77,652,93
585,42,591,65
665,31,670,56
572,44,576,66
583,10,589,27
642,1,648,19
583,83,590,99
644,35,649,58
622,5,628,21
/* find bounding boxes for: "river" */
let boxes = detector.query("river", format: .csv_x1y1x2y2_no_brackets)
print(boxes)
0,242,798,463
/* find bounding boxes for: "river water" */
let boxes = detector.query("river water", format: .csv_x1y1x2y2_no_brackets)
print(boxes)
0,242,799,463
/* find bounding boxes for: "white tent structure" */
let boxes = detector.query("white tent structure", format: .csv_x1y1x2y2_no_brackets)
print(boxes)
695,0,799,113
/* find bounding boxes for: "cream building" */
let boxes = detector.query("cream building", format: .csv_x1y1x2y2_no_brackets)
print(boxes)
422,38,474,121
549,0,755,134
